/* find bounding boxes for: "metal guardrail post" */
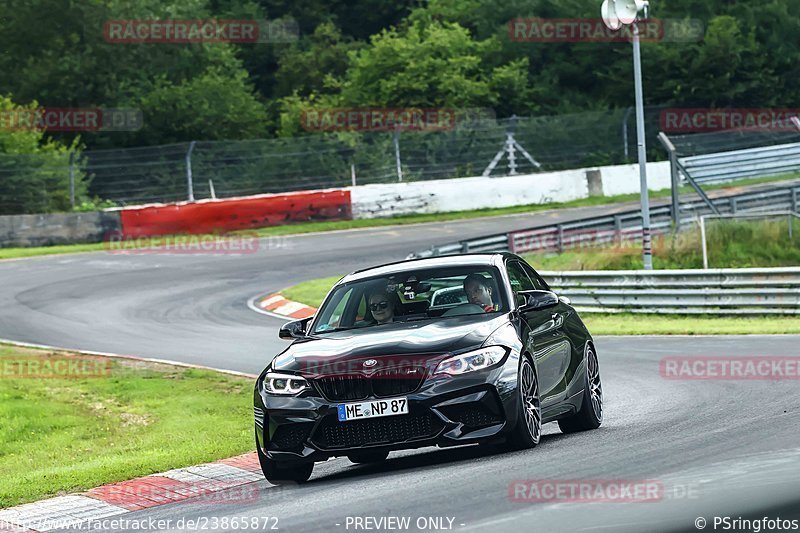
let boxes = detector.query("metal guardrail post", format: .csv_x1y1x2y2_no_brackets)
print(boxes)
657,132,680,226
793,188,799,213
461,241,469,253
186,141,197,202
730,197,737,214
68,151,76,209
393,127,403,182
557,225,564,253
677,160,720,215
614,215,622,245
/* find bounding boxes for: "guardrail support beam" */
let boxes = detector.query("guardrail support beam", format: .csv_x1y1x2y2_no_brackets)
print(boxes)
658,132,681,226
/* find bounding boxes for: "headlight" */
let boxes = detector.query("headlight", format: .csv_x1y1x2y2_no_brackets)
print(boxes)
262,372,309,395
434,346,507,376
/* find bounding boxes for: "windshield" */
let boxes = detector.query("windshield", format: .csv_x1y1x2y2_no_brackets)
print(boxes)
312,266,507,334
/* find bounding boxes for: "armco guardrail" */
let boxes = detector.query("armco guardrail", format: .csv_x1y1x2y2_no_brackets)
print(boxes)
680,142,800,185
409,181,800,258
540,267,800,315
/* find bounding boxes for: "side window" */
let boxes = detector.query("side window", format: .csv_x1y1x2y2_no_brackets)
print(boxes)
506,261,536,292
520,261,550,291
317,287,354,330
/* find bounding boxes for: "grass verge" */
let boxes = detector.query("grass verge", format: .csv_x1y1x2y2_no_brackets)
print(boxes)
2,174,796,261
522,218,800,270
582,314,800,335
0,344,253,508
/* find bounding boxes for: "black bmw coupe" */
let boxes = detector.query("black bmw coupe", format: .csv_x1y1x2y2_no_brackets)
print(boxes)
254,253,602,483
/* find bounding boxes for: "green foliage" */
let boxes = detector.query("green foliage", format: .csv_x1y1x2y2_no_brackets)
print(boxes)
133,67,269,144
73,198,118,212
2,0,800,213
0,96,86,214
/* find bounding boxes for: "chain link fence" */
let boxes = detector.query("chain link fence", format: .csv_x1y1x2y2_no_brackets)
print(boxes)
2,108,670,213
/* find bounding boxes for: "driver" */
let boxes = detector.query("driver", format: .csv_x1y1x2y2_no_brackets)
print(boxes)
367,291,396,324
463,273,498,313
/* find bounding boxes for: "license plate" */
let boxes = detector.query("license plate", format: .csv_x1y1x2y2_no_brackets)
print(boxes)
337,397,409,422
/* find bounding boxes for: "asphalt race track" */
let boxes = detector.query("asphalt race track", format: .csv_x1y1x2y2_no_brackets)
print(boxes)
2,202,800,532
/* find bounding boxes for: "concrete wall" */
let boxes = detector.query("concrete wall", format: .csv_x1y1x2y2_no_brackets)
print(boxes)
350,161,671,219
0,211,121,248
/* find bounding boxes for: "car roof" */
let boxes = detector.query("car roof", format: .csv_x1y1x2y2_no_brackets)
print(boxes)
341,253,515,284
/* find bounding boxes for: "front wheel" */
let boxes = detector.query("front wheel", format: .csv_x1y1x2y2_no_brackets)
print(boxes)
507,356,541,449
256,433,313,484
558,345,603,433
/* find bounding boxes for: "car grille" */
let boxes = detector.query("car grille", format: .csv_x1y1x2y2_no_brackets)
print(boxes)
312,412,439,450
314,366,425,401
315,375,371,401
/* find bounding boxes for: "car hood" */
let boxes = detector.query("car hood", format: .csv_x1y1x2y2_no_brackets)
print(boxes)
270,313,509,376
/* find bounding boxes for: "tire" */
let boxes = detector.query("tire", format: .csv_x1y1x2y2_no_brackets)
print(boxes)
347,450,390,464
507,355,541,449
256,431,313,484
558,344,603,434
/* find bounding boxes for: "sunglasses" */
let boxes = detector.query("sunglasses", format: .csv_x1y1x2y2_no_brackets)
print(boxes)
369,301,390,311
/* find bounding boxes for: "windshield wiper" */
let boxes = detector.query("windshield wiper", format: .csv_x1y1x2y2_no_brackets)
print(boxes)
402,316,439,323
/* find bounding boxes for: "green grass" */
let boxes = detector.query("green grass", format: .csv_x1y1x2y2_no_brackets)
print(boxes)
522,218,800,271
0,344,253,508
3,174,796,260
0,242,108,260
582,314,800,335
281,275,343,307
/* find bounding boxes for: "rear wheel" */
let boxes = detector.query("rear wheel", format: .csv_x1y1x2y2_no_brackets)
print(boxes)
507,356,541,449
347,450,389,464
558,345,603,433
256,432,313,484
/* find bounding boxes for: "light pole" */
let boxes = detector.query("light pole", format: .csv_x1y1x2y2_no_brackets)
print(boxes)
602,0,653,269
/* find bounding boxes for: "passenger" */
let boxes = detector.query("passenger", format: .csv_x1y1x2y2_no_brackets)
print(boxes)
463,273,499,313
367,291,396,324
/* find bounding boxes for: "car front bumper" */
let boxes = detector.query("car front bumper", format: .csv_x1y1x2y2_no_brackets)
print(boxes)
254,353,521,464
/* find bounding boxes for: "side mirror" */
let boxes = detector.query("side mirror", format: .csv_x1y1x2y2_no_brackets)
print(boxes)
518,290,559,312
279,317,312,340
